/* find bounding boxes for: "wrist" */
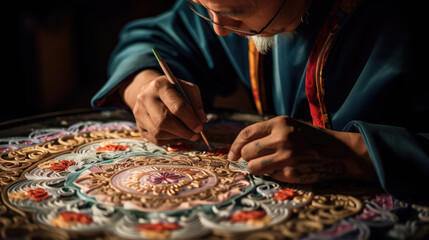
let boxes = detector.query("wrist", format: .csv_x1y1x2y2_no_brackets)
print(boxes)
332,131,375,181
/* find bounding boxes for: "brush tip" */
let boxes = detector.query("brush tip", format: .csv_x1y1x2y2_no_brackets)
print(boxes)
200,131,212,151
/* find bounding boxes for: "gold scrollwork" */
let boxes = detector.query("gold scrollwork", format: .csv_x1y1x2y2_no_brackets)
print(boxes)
273,193,363,238
0,130,141,188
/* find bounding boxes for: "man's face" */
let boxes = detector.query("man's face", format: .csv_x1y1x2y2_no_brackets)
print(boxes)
191,0,303,37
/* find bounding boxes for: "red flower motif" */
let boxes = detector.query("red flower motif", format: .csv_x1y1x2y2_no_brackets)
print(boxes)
48,160,75,172
58,211,93,224
229,210,266,223
96,144,128,153
135,222,181,232
273,188,296,201
27,188,51,202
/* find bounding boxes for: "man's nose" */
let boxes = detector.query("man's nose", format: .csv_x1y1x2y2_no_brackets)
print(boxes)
212,24,234,36
210,12,237,36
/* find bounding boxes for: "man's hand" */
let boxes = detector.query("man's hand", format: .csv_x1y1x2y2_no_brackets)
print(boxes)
122,70,207,146
227,116,375,183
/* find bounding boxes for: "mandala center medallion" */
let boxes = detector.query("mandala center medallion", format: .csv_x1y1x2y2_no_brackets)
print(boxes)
73,156,250,211
111,165,218,197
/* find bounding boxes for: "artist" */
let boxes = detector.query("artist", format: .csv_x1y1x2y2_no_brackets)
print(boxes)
91,0,428,200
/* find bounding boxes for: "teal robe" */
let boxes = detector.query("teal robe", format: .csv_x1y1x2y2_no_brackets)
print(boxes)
91,0,429,201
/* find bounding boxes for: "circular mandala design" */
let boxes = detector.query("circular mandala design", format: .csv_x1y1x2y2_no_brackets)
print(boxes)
111,165,218,197
72,155,250,211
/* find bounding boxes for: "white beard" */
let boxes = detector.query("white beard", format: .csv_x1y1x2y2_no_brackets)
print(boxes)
246,31,296,54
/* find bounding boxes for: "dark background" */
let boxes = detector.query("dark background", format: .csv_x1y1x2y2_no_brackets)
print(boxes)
3,1,424,124
2,0,176,122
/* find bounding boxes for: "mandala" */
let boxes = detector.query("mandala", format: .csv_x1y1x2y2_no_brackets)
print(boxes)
3,120,418,240
71,154,251,211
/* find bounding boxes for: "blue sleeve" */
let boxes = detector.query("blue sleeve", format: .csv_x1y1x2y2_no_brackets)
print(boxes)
91,0,239,109
344,121,429,201
327,1,429,201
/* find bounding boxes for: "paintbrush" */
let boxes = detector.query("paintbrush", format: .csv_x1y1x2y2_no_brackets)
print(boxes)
152,48,212,151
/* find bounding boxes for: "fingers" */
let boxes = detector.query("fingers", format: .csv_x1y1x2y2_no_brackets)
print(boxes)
246,152,286,176
136,122,172,146
247,157,321,184
225,115,354,184
133,76,206,144
134,106,178,146
157,80,204,134
228,122,272,161
268,160,346,184
145,95,199,141
240,137,276,161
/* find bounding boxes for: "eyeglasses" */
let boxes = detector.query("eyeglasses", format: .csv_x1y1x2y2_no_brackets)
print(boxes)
186,0,288,35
